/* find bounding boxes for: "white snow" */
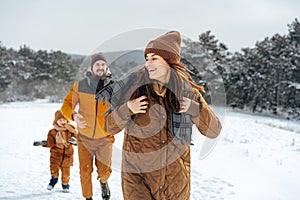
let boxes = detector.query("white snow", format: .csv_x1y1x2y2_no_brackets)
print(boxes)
0,100,300,200
289,82,300,90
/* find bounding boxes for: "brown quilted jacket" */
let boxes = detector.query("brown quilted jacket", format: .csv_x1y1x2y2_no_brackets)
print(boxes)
105,92,222,200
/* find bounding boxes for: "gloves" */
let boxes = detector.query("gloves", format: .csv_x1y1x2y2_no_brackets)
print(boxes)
68,137,77,145
33,140,47,146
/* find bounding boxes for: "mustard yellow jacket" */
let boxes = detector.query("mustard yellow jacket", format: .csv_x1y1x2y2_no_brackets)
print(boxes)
61,76,112,139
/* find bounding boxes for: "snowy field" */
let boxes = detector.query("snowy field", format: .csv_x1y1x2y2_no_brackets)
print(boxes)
0,100,300,200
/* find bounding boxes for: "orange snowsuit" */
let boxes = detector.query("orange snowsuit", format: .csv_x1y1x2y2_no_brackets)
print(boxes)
43,111,77,185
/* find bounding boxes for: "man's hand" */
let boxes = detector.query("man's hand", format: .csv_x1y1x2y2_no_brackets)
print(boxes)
127,96,149,114
73,113,87,128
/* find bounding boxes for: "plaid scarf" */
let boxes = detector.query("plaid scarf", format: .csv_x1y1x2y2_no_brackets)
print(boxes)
96,66,195,145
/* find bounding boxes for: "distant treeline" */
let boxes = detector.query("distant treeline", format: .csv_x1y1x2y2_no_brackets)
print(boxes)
182,18,300,119
0,19,299,119
0,46,82,102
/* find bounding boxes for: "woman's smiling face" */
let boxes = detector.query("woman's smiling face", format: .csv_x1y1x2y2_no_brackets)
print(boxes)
145,53,170,83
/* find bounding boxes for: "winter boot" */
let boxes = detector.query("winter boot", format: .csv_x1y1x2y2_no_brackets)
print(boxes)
100,182,110,200
62,183,70,193
47,176,58,190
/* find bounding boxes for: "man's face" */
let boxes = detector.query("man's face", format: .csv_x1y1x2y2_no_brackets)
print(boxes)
92,60,107,76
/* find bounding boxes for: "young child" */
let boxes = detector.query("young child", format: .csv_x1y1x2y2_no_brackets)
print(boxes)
42,110,77,193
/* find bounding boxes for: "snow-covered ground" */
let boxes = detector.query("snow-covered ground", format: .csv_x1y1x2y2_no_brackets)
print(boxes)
0,100,299,200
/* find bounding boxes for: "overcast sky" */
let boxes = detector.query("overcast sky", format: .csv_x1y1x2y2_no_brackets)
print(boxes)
0,0,299,55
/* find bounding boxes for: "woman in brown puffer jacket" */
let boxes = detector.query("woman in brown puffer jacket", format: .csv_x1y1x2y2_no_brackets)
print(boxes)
43,110,77,193
103,31,222,200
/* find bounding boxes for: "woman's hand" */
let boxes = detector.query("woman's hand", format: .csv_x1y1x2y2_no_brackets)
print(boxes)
127,96,149,114
179,97,192,113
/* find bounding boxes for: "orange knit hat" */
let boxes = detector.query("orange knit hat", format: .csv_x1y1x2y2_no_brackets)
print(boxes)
144,30,182,66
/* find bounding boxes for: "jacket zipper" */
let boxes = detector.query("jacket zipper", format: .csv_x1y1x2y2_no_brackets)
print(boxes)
92,100,98,138
60,146,66,167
